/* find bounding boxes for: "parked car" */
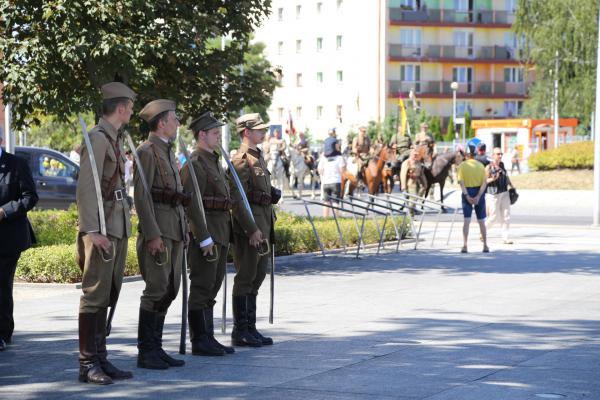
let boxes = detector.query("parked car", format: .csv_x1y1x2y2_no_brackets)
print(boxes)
14,146,79,210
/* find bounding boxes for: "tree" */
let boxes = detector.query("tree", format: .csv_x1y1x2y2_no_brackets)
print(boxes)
463,111,475,138
514,0,598,130
443,121,455,142
0,0,277,142
428,116,443,141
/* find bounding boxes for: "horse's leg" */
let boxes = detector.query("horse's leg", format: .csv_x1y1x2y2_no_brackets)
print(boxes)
298,171,304,198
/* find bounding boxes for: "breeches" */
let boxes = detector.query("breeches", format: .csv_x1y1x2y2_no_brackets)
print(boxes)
137,235,183,314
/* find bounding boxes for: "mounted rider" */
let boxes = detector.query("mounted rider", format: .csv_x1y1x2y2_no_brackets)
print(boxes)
414,122,435,168
351,126,371,179
268,129,289,176
293,132,314,169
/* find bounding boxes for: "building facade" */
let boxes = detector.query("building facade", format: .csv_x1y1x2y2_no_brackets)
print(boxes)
254,0,529,141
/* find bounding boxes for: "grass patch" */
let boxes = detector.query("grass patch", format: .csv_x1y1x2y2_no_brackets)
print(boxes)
509,169,593,190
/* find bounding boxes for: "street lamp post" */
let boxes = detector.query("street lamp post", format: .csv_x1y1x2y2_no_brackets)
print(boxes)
451,81,459,143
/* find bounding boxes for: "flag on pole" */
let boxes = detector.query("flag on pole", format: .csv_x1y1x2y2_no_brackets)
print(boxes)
286,109,296,140
398,94,408,135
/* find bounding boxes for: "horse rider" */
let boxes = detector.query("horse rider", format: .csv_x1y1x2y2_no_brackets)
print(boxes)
400,148,423,199
294,132,314,168
268,129,289,176
390,125,413,164
414,122,435,168
351,126,371,180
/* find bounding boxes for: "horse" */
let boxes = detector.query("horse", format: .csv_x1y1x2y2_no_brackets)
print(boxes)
267,148,288,198
340,155,359,198
342,146,396,197
288,147,318,199
422,151,463,208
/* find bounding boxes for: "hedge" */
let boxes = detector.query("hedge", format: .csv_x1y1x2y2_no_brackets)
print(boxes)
528,141,593,170
16,209,411,283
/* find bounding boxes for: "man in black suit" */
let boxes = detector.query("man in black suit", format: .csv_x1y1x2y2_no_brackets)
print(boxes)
0,131,38,351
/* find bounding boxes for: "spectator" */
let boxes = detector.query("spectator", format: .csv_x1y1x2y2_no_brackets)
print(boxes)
318,138,346,217
510,147,520,174
457,142,488,253
0,130,39,351
485,147,515,244
323,128,338,157
70,143,81,165
475,142,490,167
124,150,134,195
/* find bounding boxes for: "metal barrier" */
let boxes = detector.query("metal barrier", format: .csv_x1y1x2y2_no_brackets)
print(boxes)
302,199,368,258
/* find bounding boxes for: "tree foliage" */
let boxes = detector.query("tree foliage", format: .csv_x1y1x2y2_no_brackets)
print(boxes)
0,0,277,141
514,0,598,130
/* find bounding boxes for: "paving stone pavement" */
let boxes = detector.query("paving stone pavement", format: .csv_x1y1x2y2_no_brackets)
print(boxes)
2,222,600,399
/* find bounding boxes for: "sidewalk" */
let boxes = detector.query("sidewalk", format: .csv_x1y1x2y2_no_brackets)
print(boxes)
2,223,600,399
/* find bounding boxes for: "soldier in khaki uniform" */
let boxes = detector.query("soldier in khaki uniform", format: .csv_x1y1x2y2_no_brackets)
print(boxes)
351,126,371,179
230,113,276,348
414,122,435,167
400,148,423,196
76,82,136,385
180,112,235,356
134,100,188,369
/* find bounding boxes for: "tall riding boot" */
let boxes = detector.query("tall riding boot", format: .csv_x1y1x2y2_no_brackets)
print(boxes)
247,294,273,345
188,309,225,356
155,313,185,366
231,295,262,347
78,313,112,385
137,308,169,369
95,308,133,380
206,305,234,354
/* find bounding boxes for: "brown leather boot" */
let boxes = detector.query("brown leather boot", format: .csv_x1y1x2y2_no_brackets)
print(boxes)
78,313,112,385
95,308,133,380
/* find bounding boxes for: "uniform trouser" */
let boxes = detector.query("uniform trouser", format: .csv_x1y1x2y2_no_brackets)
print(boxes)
79,234,128,313
188,243,227,310
0,253,20,341
137,235,182,314
486,191,511,240
232,233,270,296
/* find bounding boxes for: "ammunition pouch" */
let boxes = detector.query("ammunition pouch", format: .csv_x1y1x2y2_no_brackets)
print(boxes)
151,188,192,207
202,196,234,211
248,190,272,206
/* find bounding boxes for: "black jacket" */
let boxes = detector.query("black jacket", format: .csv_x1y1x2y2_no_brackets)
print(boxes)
0,150,38,256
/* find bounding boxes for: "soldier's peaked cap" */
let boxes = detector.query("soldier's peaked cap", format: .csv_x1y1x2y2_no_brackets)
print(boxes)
236,113,269,133
189,111,225,133
139,99,176,123
101,82,137,101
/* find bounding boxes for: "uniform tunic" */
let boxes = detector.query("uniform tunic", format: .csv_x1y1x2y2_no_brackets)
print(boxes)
134,134,186,314
77,118,132,314
181,148,232,310
230,143,274,296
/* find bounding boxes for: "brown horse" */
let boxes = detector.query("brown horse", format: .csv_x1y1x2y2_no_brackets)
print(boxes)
341,146,396,197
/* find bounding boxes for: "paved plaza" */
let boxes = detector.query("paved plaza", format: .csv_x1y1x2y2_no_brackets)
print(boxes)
1,190,600,399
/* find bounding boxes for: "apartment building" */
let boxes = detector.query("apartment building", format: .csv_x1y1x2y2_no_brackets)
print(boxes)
253,0,529,140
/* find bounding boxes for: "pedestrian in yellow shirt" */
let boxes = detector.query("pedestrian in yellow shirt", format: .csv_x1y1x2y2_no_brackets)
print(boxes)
457,143,488,253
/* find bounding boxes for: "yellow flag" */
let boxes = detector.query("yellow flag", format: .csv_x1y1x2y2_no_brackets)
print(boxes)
398,95,407,135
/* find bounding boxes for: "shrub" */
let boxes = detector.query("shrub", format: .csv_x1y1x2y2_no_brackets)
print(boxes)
18,209,411,283
528,141,593,170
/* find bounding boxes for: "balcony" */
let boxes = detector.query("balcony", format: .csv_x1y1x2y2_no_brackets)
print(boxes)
389,8,515,26
388,80,529,98
389,44,520,63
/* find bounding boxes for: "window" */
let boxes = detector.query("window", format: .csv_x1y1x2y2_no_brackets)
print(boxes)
399,0,417,9
336,105,343,122
316,71,324,84
504,67,523,83
401,65,421,92
456,101,473,116
453,67,473,92
454,0,468,10
336,0,343,10
316,37,323,51
503,101,523,117
39,154,77,178
336,70,344,83
296,73,303,87
453,30,474,57
296,4,301,19
400,28,421,55
336,35,343,50
296,39,302,53
316,106,323,119
505,0,517,12
317,2,323,13
296,106,302,119
278,7,283,21
277,41,283,55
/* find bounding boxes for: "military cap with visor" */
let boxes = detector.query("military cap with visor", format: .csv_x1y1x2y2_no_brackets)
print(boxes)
101,82,137,101
236,113,269,133
189,111,225,133
139,99,177,123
